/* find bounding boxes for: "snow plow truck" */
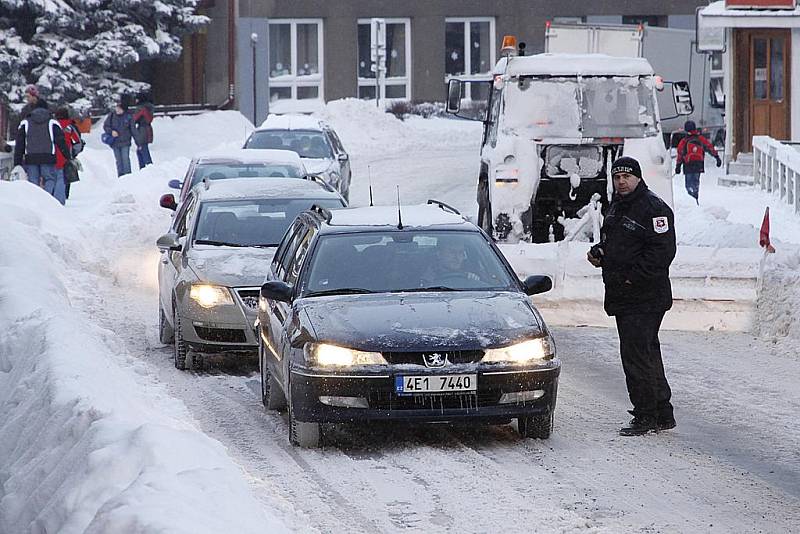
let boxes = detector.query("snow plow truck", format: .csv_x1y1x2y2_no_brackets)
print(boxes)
446,37,694,243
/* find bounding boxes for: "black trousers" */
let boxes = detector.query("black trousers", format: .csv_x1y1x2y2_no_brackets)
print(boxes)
615,312,673,420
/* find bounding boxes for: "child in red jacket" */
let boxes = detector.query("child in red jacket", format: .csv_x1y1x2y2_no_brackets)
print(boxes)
54,108,82,201
675,120,721,205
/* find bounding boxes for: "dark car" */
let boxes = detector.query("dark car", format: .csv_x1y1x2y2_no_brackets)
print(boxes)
256,201,560,447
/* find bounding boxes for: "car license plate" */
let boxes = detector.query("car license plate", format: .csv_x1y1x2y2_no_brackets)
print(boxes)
395,374,477,395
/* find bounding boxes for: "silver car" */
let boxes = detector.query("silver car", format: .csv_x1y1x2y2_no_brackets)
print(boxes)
243,114,352,201
157,178,346,370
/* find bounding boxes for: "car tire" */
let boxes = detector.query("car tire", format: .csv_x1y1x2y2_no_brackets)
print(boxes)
518,411,554,439
260,335,286,410
287,379,321,448
173,309,188,370
191,351,204,371
159,304,174,344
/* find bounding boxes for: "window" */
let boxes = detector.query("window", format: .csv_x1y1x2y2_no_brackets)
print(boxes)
622,16,662,27
445,18,495,101
357,18,411,100
268,19,324,103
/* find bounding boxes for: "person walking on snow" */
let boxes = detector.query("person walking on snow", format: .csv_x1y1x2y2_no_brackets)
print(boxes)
103,101,136,177
13,100,71,204
587,156,677,436
675,120,721,204
133,94,155,169
19,84,48,121
54,107,83,201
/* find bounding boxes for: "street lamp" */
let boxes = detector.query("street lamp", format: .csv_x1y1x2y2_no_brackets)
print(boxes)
250,32,258,126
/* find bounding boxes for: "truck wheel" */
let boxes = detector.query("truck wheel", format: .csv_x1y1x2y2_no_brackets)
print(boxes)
173,309,188,370
260,336,286,410
287,379,321,448
159,304,174,344
518,411,554,439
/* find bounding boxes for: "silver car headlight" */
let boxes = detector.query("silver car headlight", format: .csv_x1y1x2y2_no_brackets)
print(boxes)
190,284,233,308
304,342,387,367
482,336,555,364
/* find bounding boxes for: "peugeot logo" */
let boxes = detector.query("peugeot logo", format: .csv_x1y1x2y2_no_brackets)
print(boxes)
423,353,448,368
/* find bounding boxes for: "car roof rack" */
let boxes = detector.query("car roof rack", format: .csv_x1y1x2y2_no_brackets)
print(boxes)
309,204,333,222
305,174,336,193
427,199,460,215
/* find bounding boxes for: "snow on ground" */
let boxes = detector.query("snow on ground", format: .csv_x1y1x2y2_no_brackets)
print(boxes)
2,102,800,532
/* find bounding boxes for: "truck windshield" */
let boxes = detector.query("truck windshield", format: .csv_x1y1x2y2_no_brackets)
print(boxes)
503,76,658,139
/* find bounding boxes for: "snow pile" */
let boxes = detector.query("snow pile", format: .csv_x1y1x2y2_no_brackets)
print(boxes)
754,247,800,358
0,137,288,532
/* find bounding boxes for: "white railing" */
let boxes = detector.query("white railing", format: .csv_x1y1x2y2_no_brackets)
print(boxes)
0,152,12,181
753,136,800,215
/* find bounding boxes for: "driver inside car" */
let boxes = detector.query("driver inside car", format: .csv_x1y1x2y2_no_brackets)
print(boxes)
422,240,481,286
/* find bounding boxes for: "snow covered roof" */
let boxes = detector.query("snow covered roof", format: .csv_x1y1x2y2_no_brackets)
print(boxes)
195,149,303,166
327,204,469,229
495,54,654,77
257,114,327,132
195,178,341,202
700,1,800,28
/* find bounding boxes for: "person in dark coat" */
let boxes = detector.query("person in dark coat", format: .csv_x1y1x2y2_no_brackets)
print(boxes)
19,84,48,121
133,95,155,169
13,100,70,203
103,101,136,177
675,120,721,204
587,156,677,436
54,107,82,201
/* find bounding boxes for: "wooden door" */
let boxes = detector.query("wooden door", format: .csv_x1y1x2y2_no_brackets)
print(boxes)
749,30,791,143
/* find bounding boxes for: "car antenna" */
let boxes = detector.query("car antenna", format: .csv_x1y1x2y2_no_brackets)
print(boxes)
368,166,374,207
396,185,403,230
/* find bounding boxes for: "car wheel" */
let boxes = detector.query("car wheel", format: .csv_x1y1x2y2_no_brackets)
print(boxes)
173,309,188,370
191,351,204,371
518,411,554,439
287,379,320,448
260,335,286,410
159,304,174,344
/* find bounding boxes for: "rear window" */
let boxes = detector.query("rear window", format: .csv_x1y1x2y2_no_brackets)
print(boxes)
191,163,304,189
246,129,333,159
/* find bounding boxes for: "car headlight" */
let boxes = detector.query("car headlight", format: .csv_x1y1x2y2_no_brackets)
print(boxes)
482,336,555,364
304,343,387,367
190,284,233,308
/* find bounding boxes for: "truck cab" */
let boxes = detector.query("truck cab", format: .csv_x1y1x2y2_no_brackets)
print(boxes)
448,46,692,243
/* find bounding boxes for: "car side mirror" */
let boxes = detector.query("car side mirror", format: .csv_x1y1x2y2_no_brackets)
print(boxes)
446,79,462,114
159,193,177,211
260,281,293,303
672,81,694,116
156,232,181,251
168,179,183,190
522,275,552,296
337,153,349,162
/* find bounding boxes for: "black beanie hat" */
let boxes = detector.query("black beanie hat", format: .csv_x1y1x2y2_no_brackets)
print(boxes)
610,156,642,180
684,120,697,132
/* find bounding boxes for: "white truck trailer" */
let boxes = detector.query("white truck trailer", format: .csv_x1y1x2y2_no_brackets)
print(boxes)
544,22,725,147
446,40,693,243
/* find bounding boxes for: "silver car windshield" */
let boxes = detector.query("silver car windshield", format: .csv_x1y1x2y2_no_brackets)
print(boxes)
246,129,333,159
503,75,658,139
193,198,343,248
191,163,304,189
303,231,517,296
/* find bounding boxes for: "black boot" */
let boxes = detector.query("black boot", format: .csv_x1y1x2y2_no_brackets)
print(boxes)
619,415,658,436
658,415,676,431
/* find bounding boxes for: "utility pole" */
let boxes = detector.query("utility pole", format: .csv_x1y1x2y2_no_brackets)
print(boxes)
370,18,386,107
250,32,259,126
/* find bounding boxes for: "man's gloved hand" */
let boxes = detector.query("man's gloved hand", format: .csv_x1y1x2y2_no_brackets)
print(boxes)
587,244,604,267
675,164,682,175
73,158,83,172
715,156,722,168
10,165,27,182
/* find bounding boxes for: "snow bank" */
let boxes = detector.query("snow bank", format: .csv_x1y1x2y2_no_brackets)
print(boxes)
0,125,288,532
754,247,800,359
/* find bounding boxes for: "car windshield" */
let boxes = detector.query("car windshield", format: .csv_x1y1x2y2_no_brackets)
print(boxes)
191,163,304,189
194,198,343,247
503,75,658,139
302,231,517,296
246,129,333,159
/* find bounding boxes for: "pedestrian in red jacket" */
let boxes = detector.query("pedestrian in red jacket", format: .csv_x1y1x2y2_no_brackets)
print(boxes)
675,120,721,205
55,108,82,201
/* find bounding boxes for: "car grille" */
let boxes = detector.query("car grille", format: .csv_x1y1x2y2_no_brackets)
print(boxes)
235,288,260,311
194,326,247,343
368,390,502,411
381,350,485,366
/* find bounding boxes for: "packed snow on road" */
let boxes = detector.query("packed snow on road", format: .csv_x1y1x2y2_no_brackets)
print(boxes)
2,101,800,533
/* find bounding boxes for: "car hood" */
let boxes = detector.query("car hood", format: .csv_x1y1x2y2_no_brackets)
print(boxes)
298,291,544,351
302,158,334,174
188,246,277,288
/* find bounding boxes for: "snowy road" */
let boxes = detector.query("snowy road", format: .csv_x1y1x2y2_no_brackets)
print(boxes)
64,109,799,533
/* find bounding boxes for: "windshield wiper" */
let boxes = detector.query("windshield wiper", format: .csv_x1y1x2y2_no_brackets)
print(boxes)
413,286,462,292
305,288,377,297
194,239,245,247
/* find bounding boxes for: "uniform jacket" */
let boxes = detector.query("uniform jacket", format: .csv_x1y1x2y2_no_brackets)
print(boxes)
595,181,676,316
676,130,719,174
13,108,70,167
56,119,81,170
103,111,136,147
133,103,155,145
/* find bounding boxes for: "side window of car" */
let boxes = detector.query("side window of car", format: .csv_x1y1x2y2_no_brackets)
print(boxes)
275,223,305,281
175,196,197,238
325,130,344,155
285,228,315,286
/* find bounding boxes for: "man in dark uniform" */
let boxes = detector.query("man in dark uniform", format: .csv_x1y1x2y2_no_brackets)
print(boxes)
587,156,677,436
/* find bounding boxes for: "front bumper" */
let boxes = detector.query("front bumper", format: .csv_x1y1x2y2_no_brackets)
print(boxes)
288,360,560,423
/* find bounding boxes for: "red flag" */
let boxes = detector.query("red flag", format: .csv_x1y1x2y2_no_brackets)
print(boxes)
759,207,776,253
